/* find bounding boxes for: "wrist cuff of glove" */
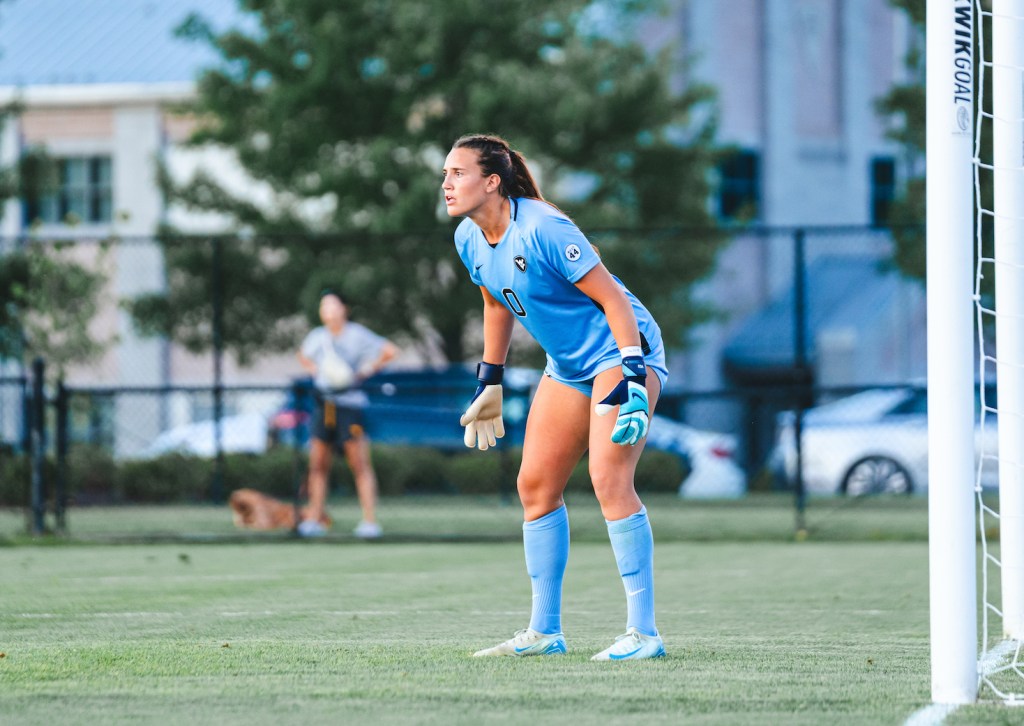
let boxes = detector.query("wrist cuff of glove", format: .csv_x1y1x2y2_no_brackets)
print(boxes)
621,354,647,382
477,361,504,385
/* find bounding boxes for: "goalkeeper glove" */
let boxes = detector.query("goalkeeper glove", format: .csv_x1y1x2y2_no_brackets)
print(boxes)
595,350,649,446
460,362,505,451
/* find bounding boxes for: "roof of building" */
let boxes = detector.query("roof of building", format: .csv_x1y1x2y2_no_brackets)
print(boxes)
722,255,918,381
0,0,243,87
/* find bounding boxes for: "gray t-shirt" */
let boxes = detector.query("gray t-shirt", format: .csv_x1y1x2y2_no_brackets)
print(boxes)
300,322,386,407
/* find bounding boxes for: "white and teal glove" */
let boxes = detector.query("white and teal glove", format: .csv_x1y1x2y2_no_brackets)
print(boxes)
460,362,506,451
595,349,649,446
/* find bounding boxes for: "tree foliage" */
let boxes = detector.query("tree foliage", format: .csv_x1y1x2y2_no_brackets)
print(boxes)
0,242,113,373
144,0,725,363
878,0,992,283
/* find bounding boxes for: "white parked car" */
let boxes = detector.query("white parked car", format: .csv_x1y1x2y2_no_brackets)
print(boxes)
136,413,269,459
647,416,747,498
769,385,997,496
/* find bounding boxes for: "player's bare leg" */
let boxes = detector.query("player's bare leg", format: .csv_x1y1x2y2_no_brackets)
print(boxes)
298,438,332,537
474,375,589,657
343,435,382,538
589,366,665,660
587,366,661,520
516,375,591,521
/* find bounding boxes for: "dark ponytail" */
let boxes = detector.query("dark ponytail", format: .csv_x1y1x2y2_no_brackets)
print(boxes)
452,134,544,200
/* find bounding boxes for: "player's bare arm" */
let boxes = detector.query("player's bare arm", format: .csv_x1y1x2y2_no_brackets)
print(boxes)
481,286,514,365
296,349,317,377
573,263,642,351
458,287,515,451
361,340,400,378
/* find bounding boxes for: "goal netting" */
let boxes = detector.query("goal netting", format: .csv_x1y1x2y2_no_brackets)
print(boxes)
973,0,1024,704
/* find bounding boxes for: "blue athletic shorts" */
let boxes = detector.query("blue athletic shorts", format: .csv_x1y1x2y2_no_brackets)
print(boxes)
544,340,668,397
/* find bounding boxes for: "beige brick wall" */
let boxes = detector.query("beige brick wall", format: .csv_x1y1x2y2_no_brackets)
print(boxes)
21,107,114,143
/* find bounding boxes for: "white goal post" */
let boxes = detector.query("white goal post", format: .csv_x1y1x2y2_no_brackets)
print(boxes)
927,0,1024,706
926,0,978,705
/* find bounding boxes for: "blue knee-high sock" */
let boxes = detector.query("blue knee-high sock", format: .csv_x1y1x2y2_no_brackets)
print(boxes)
523,505,569,635
606,505,657,637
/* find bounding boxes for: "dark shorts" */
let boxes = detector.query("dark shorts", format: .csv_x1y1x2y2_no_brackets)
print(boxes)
311,400,366,449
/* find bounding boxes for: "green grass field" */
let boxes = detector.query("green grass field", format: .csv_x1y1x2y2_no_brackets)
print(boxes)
0,496,1017,725
0,493,932,544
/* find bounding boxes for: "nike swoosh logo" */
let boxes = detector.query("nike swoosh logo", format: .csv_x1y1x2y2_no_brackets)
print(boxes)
475,264,484,270
629,392,646,404
627,588,646,597
610,647,643,660
514,645,533,653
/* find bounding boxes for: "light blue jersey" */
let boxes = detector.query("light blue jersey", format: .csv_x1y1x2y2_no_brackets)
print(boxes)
454,197,664,383
300,322,385,407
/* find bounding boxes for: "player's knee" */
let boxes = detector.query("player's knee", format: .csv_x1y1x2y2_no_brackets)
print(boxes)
516,473,558,510
588,466,633,497
516,474,539,504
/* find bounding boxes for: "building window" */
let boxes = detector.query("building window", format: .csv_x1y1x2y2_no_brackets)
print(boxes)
870,156,896,226
718,149,760,221
26,156,113,225
69,392,116,451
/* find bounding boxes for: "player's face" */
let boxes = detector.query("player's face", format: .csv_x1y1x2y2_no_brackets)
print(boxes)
319,295,347,327
441,148,499,217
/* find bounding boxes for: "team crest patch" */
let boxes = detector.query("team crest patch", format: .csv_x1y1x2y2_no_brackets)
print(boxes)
565,244,582,262
514,255,527,272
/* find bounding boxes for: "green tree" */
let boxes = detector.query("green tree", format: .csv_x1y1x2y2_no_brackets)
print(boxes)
140,0,724,363
0,241,113,374
877,0,991,283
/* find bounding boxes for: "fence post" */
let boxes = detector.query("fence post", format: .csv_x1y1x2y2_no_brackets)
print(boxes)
28,357,46,536
792,228,811,537
210,236,225,503
291,379,307,535
54,378,69,533
20,371,30,453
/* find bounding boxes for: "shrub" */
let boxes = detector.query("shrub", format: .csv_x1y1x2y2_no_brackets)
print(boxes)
15,442,685,506
0,451,29,506
116,454,211,503
67,445,118,504
446,448,519,496
223,449,303,499
635,451,686,493
371,446,452,495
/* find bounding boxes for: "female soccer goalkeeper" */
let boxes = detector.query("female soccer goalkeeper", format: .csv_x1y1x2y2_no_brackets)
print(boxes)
443,134,668,661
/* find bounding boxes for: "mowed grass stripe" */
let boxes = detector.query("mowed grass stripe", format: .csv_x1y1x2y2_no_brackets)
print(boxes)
0,541,947,725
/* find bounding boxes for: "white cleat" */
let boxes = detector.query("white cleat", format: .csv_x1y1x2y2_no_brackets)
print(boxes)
472,628,567,657
353,520,383,539
591,627,666,661
296,519,327,538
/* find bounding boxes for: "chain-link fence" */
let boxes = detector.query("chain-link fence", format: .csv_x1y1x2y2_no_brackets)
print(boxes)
0,225,933,541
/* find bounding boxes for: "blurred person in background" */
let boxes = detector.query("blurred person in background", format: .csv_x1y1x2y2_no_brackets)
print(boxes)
443,134,668,661
296,289,398,539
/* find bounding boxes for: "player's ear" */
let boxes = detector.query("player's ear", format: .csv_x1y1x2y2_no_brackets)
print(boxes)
485,173,501,194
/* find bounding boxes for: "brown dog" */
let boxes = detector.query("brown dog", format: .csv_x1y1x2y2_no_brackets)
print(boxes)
228,488,332,531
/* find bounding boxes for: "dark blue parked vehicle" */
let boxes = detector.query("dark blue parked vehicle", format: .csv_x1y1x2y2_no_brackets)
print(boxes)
268,366,536,450
267,365,746,498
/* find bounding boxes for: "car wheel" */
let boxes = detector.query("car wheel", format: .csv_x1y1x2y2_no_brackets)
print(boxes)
841,456,913,496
